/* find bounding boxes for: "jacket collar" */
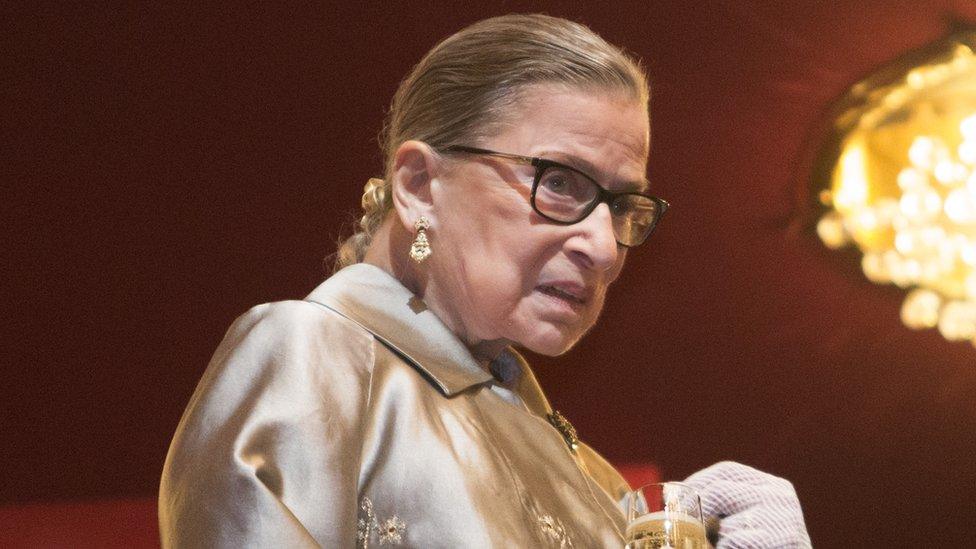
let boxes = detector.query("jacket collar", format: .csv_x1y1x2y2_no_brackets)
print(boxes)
305,263,495,396
488,346,553,417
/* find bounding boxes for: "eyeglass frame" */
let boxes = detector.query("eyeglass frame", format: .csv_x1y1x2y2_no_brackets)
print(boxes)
440,145,669,247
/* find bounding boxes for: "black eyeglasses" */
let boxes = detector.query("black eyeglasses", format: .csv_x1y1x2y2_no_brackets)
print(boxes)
441,145,669,247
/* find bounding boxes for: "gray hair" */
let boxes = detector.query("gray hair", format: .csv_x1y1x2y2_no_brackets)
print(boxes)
334,13,649,270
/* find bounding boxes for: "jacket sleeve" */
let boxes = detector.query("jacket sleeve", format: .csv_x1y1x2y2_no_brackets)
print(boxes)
158,300,375,548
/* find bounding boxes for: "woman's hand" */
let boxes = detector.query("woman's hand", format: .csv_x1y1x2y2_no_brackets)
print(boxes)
683,461,811,548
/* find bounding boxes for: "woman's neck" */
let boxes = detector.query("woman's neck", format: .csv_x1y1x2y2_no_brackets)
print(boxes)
363,217,511,365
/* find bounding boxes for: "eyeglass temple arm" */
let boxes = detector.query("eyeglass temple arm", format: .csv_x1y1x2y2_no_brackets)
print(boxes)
442,145,539,167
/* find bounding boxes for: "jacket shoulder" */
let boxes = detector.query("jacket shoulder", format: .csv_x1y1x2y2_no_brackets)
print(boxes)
195,299,380,406
232,298,368,340
160,299,376,546
225,299,376,361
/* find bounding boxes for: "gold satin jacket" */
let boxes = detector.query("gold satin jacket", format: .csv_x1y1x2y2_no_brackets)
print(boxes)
159,263,630,548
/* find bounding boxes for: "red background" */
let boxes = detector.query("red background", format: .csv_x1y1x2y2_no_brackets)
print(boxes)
5,2,976,546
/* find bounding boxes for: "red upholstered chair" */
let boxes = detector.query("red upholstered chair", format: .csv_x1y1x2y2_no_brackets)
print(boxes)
616,463,661,490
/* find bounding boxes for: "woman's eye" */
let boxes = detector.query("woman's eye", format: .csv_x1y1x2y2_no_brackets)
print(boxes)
543,175,569,193
540,168,583,196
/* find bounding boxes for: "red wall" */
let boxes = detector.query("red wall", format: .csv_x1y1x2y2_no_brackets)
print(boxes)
6,2,976,546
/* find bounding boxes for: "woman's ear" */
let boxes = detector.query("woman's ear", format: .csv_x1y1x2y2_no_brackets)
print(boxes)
390,140,439,232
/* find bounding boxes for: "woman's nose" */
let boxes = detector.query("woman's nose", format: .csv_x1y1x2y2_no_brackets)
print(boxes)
566,203,620,271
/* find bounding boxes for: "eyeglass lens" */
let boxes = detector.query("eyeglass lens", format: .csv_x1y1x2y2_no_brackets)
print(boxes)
533,165,661,246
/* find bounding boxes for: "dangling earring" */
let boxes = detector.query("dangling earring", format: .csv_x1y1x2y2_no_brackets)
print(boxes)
409,216,432,263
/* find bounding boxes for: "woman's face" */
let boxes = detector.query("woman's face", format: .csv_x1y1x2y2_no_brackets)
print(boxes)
424,85,650,357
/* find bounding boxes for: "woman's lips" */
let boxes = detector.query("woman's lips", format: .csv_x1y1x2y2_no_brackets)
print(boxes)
536,284,588,312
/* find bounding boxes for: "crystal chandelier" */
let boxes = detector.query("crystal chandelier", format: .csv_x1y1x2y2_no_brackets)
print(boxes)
814,31,976,344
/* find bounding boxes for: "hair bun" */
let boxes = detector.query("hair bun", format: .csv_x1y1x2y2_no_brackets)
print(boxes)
361,177,387,211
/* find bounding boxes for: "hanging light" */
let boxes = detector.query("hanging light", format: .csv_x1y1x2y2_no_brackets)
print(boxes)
814,30,976,347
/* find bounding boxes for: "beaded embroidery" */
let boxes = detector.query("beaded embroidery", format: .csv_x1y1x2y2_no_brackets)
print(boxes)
356,498,376,548
357,497,406,547
538,514,574,548
378,516,406,545
546,410,579,452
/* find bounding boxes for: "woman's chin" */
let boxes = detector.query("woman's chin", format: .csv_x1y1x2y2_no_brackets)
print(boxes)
518,330,581,357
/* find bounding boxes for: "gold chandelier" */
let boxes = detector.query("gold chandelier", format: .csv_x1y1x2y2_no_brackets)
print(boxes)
814,30,976,343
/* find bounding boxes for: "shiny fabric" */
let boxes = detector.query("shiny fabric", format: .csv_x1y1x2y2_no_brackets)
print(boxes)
159,263,630,548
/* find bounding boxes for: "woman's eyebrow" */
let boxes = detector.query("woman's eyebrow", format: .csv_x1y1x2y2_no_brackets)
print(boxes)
539,150,651,193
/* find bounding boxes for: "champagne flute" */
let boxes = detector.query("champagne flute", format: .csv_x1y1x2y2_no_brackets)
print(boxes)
624,482,708,549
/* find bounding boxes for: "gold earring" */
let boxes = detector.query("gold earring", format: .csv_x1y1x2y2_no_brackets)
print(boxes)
409,216,432,263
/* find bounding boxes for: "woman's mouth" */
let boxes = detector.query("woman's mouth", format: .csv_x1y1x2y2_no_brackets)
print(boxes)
537,284,587,306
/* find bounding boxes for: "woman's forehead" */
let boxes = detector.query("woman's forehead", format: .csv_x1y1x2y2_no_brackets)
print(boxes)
493,85,650,180
503,85,648,149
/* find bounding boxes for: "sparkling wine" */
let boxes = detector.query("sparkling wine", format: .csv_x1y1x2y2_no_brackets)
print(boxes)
624,511,708,549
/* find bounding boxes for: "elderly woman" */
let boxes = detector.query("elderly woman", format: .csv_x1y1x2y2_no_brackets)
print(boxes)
159,14,810,548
